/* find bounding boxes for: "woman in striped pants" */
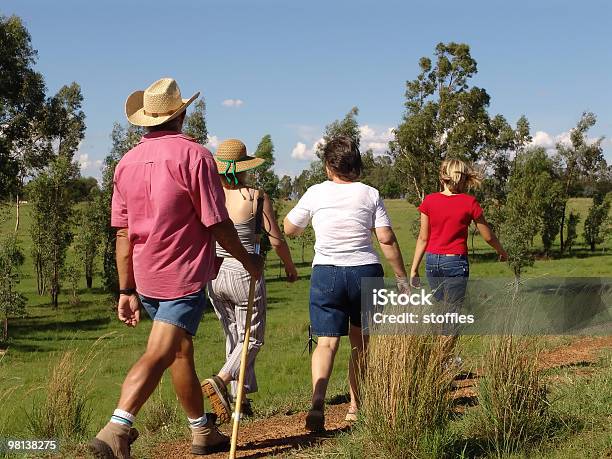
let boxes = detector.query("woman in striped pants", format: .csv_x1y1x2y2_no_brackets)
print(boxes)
202,139,298,423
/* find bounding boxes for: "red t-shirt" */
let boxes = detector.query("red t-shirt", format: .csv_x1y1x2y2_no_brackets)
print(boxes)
417,193,483,255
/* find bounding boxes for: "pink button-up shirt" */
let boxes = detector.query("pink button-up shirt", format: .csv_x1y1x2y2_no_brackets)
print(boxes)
111,131,228,299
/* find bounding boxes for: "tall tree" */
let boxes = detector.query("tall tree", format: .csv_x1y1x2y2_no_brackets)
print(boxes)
29,156,78,308
97,123,144,297
43,83,86,159
278,175,293,200
583,191,611,252
183,99,208,145
252,135,280,199
73,200,101,289
392,43,497,205
556,112,606,252
0,15,48,228
0,235,27,341
506,147,563,254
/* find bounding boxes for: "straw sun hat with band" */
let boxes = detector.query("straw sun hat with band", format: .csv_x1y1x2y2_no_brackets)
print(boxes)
125,77,199,127
214,139,265,185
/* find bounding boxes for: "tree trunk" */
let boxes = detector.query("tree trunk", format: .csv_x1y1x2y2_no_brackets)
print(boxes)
591,242,596,252
559,202,567,253
2,317,7,342
86,274,93,289
301,241,305,264
14,193,20,233
471,227,475,258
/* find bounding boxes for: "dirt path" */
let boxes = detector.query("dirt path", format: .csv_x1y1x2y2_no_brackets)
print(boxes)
154,336,611,459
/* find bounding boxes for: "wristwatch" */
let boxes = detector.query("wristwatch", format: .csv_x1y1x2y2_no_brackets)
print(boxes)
119,288,137,296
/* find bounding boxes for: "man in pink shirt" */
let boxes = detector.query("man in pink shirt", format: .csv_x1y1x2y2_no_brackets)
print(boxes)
89,78,263,458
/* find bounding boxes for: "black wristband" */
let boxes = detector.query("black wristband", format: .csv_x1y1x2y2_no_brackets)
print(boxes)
119,288,136,296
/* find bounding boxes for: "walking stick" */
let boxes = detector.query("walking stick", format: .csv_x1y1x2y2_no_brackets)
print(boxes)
229,192,265,459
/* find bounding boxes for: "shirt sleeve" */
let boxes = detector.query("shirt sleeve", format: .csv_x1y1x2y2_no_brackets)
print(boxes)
417,195,429,215
110,170,128,228
471,198,484,221
186,152,229,227
286,187,315,228
373,192,392,228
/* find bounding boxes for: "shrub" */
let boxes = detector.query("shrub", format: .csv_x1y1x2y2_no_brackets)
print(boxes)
475,336,550,455
26,351,92,440
357,334,457,457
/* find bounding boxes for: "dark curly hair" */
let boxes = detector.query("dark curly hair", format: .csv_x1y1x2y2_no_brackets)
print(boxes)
322,136,362,182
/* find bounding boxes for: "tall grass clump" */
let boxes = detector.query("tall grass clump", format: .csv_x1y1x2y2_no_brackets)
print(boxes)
476,336,550,455
357,334,457,458
26,334,113,441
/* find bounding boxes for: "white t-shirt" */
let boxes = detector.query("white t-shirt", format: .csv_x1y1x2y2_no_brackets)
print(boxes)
286,181,392,266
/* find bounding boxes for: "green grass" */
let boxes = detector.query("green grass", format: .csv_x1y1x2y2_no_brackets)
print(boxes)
0,198,611,458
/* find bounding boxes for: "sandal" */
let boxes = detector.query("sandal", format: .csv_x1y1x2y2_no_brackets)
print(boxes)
345,406,358,422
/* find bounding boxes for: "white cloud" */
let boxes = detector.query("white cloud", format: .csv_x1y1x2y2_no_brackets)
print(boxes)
291,142,312,160
529,129,603,154
359,125,394,155
221,99,244,107
206,135,219,150
95,159,102,167
290,125,394,161
78,153,90,170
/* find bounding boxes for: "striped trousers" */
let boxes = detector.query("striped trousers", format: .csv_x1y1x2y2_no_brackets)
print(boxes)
207,258,266,395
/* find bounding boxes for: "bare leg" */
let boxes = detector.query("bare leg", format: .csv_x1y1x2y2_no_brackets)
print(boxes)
117,321,187,415
348,324,368,410
168,332,204,419
311,336,340,410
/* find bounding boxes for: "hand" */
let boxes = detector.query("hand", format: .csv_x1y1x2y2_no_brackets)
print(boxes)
244,253,265,279
396,277,410,294
498,250,508,262
410,272,421,289
285,263,298,283
117,294,140,327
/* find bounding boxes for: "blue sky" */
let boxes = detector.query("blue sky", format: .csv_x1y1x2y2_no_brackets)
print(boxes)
3,0,612,179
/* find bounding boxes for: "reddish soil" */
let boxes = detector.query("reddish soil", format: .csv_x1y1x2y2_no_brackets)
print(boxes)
153,336,611,459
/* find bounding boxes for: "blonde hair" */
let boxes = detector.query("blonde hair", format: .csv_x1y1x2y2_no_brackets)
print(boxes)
439,158,482,193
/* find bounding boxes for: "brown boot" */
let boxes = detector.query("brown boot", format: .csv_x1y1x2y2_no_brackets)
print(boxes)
202,376,232,424
88,422,138,459
191,413,230,455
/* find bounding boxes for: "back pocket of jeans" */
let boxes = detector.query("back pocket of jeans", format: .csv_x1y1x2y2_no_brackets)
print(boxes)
312,266,337,294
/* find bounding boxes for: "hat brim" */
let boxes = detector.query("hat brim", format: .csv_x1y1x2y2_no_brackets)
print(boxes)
125,90,200,127
215,156,266,174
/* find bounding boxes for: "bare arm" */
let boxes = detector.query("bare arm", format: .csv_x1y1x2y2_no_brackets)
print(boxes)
262,192,298,282
410,213,429,284
210,218,264,277
375,226,408,280
116,228,135,290
283,217,304,237
116,228,140,327
474,215,508,261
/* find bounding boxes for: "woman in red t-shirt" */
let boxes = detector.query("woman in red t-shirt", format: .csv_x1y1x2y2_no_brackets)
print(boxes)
410,159,507,334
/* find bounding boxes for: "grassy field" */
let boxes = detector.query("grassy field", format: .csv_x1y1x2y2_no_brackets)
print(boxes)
0,198,610,458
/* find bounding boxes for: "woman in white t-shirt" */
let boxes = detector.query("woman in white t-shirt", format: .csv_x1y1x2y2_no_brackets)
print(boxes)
284,136,408,432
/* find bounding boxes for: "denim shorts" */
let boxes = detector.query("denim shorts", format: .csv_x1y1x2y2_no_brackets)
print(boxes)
425,253,469,307
310,263,384,337
139,289,205,336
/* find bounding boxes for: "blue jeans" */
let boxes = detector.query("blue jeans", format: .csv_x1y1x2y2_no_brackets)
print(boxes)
425,254,469,334
310,264,384,336
139,289,206,336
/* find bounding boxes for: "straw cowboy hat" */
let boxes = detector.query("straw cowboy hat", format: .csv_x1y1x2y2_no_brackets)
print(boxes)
214,139,265,185
125,77,199,127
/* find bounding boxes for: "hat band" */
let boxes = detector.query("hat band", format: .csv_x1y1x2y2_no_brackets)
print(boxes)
143,108,179,118
218,159,239,185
